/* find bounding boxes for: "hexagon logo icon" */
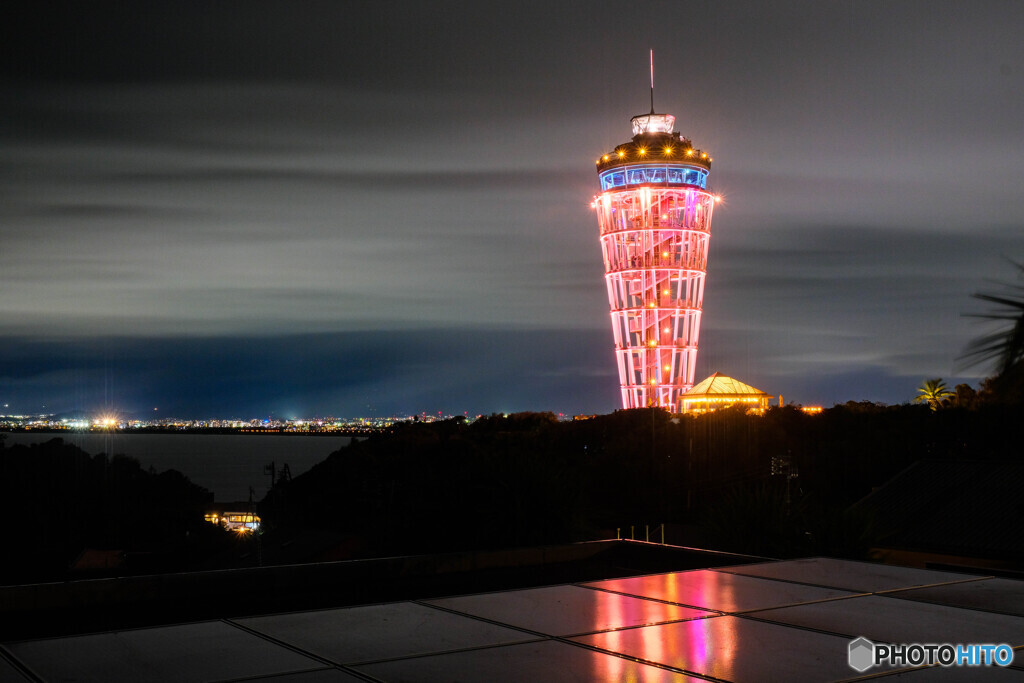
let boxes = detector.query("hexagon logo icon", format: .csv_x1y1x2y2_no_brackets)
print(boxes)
848,637,875,672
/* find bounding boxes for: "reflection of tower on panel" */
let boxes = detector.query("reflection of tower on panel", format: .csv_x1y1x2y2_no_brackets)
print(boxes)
592,109,717,412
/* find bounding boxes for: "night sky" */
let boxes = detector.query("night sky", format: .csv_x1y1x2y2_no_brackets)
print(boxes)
3,1,1022,418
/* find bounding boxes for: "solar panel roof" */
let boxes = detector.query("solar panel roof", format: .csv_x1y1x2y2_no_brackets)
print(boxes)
3,557,1022,682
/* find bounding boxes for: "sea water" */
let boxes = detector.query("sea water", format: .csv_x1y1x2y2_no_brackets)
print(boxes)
1,432,351,502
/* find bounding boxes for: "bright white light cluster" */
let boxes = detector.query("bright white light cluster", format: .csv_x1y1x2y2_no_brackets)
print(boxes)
630,113,676,135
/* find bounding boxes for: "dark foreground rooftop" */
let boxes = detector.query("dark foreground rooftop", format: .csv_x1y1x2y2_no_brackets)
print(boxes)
2,553,1023,682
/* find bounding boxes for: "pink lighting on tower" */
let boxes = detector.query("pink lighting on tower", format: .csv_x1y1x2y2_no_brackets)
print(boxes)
593,98,716,412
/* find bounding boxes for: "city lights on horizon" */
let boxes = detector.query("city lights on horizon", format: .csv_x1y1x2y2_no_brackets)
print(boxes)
0,409,573,432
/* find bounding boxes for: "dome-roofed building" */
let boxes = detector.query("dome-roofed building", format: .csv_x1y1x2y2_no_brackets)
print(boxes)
681,372,772,414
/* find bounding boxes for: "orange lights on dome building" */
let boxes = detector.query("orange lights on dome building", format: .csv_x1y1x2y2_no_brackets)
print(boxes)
679,373,772,414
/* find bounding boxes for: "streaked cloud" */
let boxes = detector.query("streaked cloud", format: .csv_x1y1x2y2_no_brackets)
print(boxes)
1,1,1021,413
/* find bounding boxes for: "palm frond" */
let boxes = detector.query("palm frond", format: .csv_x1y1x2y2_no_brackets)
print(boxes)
959,261,1024,376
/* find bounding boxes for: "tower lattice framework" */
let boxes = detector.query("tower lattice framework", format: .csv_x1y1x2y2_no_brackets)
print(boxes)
593,111,716,412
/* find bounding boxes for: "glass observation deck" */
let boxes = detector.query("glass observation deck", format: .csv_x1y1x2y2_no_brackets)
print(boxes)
599,164,709,192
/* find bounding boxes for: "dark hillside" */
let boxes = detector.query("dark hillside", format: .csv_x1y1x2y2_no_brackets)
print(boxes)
262,404,1023,560
0,438,221,583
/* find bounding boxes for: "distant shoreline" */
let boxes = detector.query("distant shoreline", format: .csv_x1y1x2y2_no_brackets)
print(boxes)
1,427,375,437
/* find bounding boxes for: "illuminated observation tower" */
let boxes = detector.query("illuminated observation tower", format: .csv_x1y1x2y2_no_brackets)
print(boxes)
592,95,717,412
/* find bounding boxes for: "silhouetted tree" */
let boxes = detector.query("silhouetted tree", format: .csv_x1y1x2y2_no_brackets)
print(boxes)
950,383,977,409
0,438,219,583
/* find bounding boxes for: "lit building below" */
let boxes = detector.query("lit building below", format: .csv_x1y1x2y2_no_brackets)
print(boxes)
205,511,261,533
680,372,772,414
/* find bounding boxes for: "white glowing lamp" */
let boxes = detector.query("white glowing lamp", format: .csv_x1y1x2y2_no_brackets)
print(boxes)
630,113,675,135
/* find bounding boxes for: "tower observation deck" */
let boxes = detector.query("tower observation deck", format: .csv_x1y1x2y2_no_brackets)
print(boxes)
593,110,717,412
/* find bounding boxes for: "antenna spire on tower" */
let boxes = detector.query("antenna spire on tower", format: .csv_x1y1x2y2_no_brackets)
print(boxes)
649,49,655,114
594,66,718,412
